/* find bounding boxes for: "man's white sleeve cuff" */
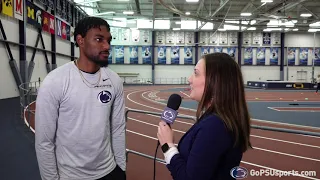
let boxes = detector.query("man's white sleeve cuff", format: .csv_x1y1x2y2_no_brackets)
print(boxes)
164,147,179,164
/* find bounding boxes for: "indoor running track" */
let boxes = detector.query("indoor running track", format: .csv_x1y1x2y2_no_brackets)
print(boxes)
24,85,320,180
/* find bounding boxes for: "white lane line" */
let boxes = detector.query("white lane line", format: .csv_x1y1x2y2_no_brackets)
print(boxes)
251,135,320,149
24,101,36,133
267,107,281,111
252,147,320,162
179,91,190,98
126,129,319,180
127,117,320,162
130,114,320,149
128,117,186,134
141,91,197,113
137,90,320,131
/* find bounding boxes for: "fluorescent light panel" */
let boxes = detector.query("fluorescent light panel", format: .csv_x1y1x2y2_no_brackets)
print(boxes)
186,0,199,2
111,18,127,27
300,13,312,17
123,11,134,15
76,0,101,4
247,27,256,30
241,13,252,16
310,21,320,27
181,20,196,29
267,20,295,27
154,20,170,29
197,21,214,30
308,29,320,32
137,19,153,29
92,11,115,16
261,0,273,2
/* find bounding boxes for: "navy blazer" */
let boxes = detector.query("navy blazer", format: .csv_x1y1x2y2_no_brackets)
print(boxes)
167,114,243,180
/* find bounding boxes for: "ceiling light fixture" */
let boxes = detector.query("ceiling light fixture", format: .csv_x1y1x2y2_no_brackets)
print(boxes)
241,13,252,16
261,0,273,2
123,11,134,15
76,0,101,4
185,12,191,15
300,13,312,17
186,0,199,2
91,11,115,16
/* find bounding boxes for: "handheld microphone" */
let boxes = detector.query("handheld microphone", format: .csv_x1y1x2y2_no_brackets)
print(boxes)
154,94,182,180
160,93,182,127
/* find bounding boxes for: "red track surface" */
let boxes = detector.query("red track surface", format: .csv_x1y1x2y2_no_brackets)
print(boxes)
25,85,320,180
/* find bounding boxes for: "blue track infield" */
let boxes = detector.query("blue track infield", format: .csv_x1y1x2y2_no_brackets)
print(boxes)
160,100,320,128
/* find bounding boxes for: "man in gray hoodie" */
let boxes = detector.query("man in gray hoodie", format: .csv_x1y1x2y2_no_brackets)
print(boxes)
35,17,126,180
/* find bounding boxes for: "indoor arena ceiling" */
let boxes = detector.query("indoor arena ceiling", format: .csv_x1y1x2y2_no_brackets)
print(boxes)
75,0,320,32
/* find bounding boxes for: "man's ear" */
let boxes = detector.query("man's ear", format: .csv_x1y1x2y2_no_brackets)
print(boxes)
76,34,84,47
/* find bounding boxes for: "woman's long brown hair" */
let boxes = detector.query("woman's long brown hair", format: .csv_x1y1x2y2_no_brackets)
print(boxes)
196,53,252,153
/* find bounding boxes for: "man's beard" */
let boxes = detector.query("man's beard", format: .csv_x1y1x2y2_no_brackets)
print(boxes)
86,52,109,67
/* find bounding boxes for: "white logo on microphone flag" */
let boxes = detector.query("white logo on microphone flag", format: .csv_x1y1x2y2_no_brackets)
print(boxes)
161,107,178,124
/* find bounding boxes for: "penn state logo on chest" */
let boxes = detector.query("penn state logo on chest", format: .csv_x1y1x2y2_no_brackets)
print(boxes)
97,90,112,103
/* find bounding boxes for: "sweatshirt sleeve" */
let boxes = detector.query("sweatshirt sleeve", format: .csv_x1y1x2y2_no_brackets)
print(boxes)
110,80,126,171
166,118,231,180
35,76,61,180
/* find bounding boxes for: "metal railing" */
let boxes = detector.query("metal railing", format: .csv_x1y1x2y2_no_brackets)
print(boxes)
121,77,189,85
124,109,320,164
19,79,42,129
125,109,196,164
18,81,320,167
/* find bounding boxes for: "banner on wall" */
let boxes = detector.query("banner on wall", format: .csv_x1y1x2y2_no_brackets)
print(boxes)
34,4,43,29
299,48,308,65
244,47,253,65
108,46,112,64
14,0,23,20
184,47,193,64
56,18,62,37
227,47,236,59
201,47,210,56
61,21,67,40
115,46,124,64
287,47,296,65
270,47,279,65
158,46,166,64
2,0,13,17
171,46,180,64
256,47,266,65
26,1,36,26
129,46,138,64
142,46,151,64
42,11,49,32
313,48,320,66
66,24,70,41
214,47,222,53
262,32,271,45
49,13,55,34
132,29,140,42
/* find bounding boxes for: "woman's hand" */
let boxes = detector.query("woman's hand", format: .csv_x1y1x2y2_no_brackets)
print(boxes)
157,121,174,146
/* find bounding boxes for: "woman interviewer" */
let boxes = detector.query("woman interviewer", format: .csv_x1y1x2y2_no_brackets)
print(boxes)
157,53,252,180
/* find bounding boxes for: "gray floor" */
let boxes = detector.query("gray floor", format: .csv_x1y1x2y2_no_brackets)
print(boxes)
176,100,320,128
0,97,41,180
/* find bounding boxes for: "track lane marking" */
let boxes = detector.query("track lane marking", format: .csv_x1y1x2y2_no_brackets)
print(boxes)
126,129,320,180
